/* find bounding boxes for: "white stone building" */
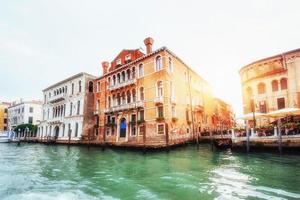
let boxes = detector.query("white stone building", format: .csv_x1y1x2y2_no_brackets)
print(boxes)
37,72,96,141
8,100,42,130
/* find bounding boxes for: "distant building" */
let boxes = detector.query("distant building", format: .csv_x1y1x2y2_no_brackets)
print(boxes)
8,100,42,130
37,72,96,142
0,102,10,131
212,98,235,131
239,48,300,125
92,37,215,147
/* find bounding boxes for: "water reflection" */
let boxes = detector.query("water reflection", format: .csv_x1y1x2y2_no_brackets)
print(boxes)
208,153,300,200
0,144,300,200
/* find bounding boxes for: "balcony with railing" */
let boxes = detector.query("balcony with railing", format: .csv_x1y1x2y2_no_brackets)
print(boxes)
48,116,64,124
154,96,164,104
109,78,137,91
49,93,67,104
104,101,144,113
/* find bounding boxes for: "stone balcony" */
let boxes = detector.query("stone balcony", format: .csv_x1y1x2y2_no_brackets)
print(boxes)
108,78,137,91
49,93,67,104
48,116,64,124
154,96,164,104
104,101,144,113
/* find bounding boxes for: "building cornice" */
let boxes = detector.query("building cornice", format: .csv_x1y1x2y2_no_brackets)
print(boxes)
8,101,42,109
42,72,97,92
95,46,209,85
239,48,300,74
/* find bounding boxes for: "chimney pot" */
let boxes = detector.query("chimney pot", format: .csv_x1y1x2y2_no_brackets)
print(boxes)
144,37,154,54
102,61,109,75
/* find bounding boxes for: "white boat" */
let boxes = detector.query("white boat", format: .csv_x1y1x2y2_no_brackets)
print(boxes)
0,131,13,143
0,137,10,143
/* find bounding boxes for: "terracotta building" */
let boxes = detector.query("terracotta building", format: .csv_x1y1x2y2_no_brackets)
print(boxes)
93,37,215,147
0,102,10,131
239,48,300,125
212,98,235,131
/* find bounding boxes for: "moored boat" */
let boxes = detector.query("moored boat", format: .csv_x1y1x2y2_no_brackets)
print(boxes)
0,131,15,143
0,134,10,143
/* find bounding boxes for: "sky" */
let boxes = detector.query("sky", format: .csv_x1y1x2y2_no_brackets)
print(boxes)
1,0,300,117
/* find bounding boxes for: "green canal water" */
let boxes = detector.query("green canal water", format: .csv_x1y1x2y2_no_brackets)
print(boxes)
0,144,300,200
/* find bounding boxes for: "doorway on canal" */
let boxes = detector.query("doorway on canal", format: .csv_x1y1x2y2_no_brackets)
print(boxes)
120,118,127,138
54,126,59,140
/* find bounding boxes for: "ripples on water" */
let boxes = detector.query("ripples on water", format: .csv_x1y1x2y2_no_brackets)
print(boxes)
0,144,299,200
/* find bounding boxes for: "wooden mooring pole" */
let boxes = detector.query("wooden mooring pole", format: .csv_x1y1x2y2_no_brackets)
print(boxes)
210,130,213,151
278,118,282,155
246,127,250,153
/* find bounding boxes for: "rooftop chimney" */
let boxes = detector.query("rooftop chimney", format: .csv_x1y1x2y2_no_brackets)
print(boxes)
144,37,154,54
102,61,109,75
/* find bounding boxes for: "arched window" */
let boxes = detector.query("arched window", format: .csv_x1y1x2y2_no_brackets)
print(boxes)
121,92,126,105
140,87,144,101
62,87,65,93
280,78,287,90
127,90,131,103
117,73,121,83
257,82,266,94
88,81,93,92
108,77,111,86
108,96,111,108
79,81,82,92
157,81,163,97
139,64,144,77
75,123,78,137
54,91,56,96
61,105,64,116
132,89,136,102
117,93,121,106
112,95,116,106
126,69,131,80
168,57,173,72
132,67,136,79
155,56,162,71
59,88,62,94
113,75,116,85
272,80,278,92
121,71,126,82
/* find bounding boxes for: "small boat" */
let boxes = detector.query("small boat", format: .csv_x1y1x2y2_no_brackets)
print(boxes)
213,139,232,150
0,133,10,143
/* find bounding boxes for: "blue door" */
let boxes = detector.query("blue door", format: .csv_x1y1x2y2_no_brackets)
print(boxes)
120,119,126,138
